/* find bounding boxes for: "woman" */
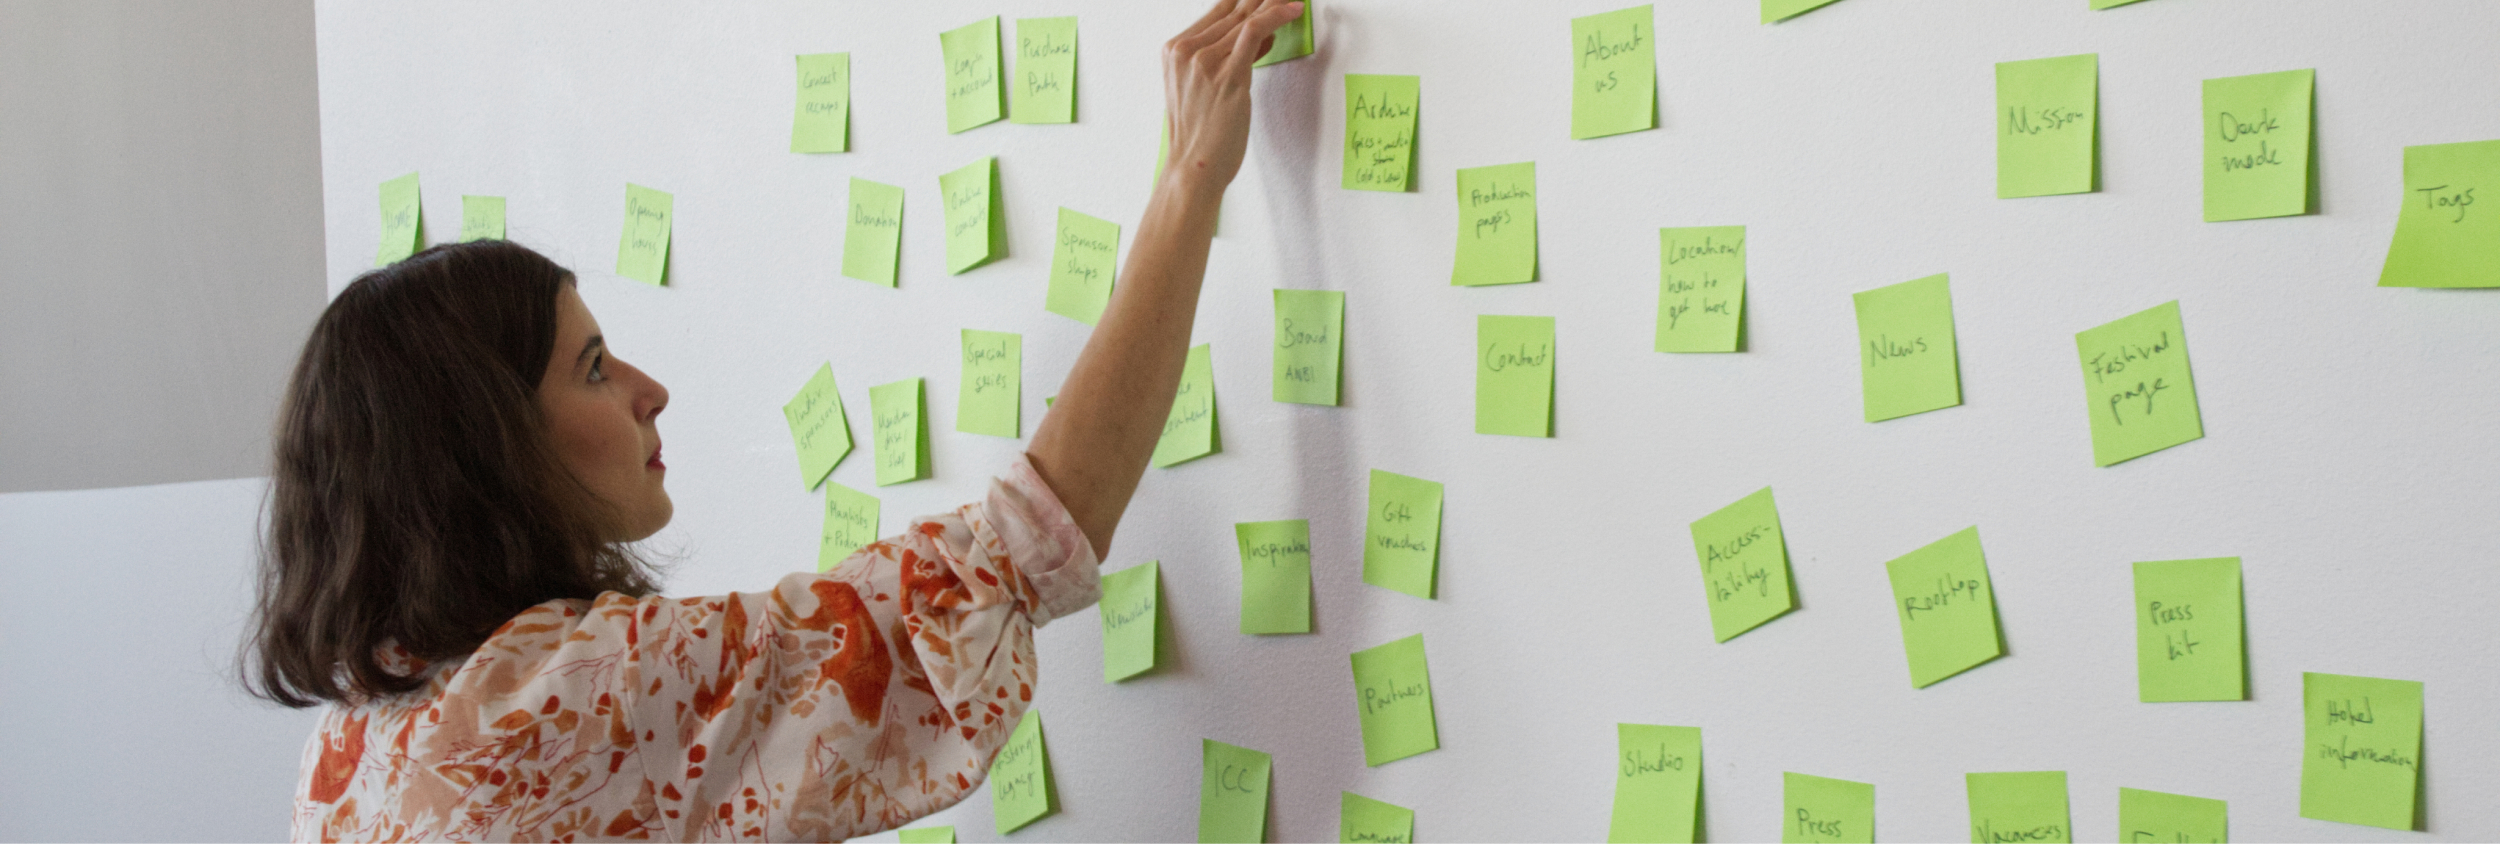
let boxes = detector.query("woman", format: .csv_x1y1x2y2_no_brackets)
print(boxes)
248,0,1306,838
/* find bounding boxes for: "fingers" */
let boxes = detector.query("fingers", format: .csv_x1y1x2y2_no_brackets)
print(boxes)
1170,0,1256,56
1222,0,1306,75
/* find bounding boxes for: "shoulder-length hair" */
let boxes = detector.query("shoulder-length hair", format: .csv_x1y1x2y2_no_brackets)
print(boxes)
247,240,660,708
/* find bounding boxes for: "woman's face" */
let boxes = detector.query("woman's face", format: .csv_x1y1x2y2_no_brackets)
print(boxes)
538,284,673,541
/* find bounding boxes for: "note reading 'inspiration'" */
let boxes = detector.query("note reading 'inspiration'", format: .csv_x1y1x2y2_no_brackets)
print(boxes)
1235,519,1312,635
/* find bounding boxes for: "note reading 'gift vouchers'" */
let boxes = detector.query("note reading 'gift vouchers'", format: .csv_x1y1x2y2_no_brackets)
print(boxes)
1100,560,1159,682
1363,469,1443,599
1046,208,1120,324
459,195,505,242
1966,771,2070,844
940,157,1005,274
2379,139,2500,288
782,362,853,488
377,172,422,265
790,52,849,153
1477,315,1555,437
1689,487,1796,642
2134,557,2244,702
1235,519,1312,635
2300,672,2423,831
1010,17,1076,124
1885,526,2003,688
1339,792,1413,843
1153,344,1220,467
1453,162,1538,286
816,482,878,572
1853,273,1961,422
2118,787,2226,844
1996,53,2098,198
2203,69,2315,222
1343,74,1419,191
1656,226,1745,353
1782,772,1873,844
988,710,1055,833
842,178,904,287
940,17,1004,133
1570,6,1654,140
1199,739,1272,843
1273,289,1345,405
1252,0,1312,67
1608,723,1702,843
1350,633,1439,766
957,329,1020,438
869,377,930,486
1762,0,1847,23
2076,300,2203,466
615,183,673,286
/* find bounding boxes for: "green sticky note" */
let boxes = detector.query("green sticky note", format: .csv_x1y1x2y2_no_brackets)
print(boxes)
1453,162,1538,286
1782,772,1874,844
459,195,504,243
897,826,956,844
1235,519,1312,635
1886,526,2003,688
1101,560,1160,682
2300,672,2423,830
616,183,673,286
1362,469,1443,599
2202,69,2315,222
2133,557,2245,702
1343,74,1419,192
1689,487,1796,642
940,16,1004,134
782,363,853,488
2118,787,2225,844
1656,226,1746,353
2379,138,2500,288
1570,6,1654,140
1199,740,1272,843
1046,208,1120,324
842,177,904,287
1966,771,2070,844
1608,723,1702,843
1349,634,1438,766
2077,300,2203,466
989,710,1056,833
1153,344,1220,468
941,157,1005,274
817,482,878,572
1252,0,1313,67
376,172,422,265
2092,0,2156,8
957,329,1021,438
1010,17,1076,124
791,52,850,153
1273,290,1345,405
1997,53,2099,198
1854,273,1961,422
1763,0,1847,23
869,378,930,486
1476,315,1555,437
1340,792,1414,843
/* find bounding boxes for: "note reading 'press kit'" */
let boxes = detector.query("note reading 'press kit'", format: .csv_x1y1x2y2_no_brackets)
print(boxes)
1010,17,1076,124
1235,519,1312,635
842,177,904,287
1339,792,1413,844
1363,469,1443,600
615,183,673,286
459,195,505,242
377,172,422,266
2300,671,2423,831
1885,526,2003,688
2118,787,2226,844
869,377,930,486
1570,6,1654,140
1782,772,1873,844
1046,208,1120,324
1100,560,1159,682
2379,138,2500,288
1689,487,1796,642
1344,74,1419,192
940,157,1005,274
988,710,1055,833
1996,53,2098,198
1609,723,1702,843
1273,289,1344,405
2133,557,2245,702
1153,344,1220,467
816,482,877,572
2203,69,2315,222
1656,226,1746,353
1453,162,1538,286
1477,315,1555,437
2076,300,2203,466
1966,771,2070,844
791,52,849,153
1199,740,1272,843
1853,273,1961,422
782,362,853,489
1349,633,1439,766
940,16,1004,133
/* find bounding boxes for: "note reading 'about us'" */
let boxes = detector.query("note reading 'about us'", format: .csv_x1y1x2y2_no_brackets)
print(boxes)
459,195,505,242
2076,300,2203,466
1689,487,1796,642
868,377,930,486
1996,53,2098,198
1363,469,1443,600
2379,138,2500,288
782,362,853,489
791,52,849,153
1967,771,2070,844
2118,787,2226,844
2203,68,2315,221
1046,208,1119,324
1009,17,1076,124
1339,792,1413,844
1609,723,1702,843
1476,315,1555,437
816,482,877,572
2134,557,2244,702
1099,560,1159,682
1235,519,1312,635
1453,162,1538,286
1273,289,1344,405
1853,273,1961,422
377,172,422,266
2300,671,2422,831
1570,6,1654,140
940,157,1005,274
1349,633,1439,766
842,177,903,287
615,183,672,286
1199,739,1272,844
988,710,1055,833
1343,74,1419,191
1782,772,1873,844
1153,344,1220,467
940,16,1003,133
1886,526,2003,688
1657,226,1746,353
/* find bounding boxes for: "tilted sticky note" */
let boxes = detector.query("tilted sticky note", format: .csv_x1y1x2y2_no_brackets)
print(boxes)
1010,17,1076,124
897,826,956,844
989,710,1056,833
1570,6,1654,140
1350,634,1438,766
1252,0,1313,67
459,195,504,243
1046,208,1120,324
1763,0,1847,23
1609,723,1702,843
842,177,904,287
1689,487,1796,642
1782,772,1874,844
817,482,878,572
1967,771,2070,844
376,172,422,265
940,16,1004,133
957,329,1021,438
1273,290,1345,405
1340,792,1414,843
2203,69,2315,221
1344,74,1419,192
1853,273,1961,422
1886,526,2003,688
1100,560,1159,682
2092,0,2156,8
2300,672,2423,830
2118,787,2225,844
1153,344,1220,467
782,363,853,488
1363,469,1443,599
791,52,850,153
1199,740,1272,843
2134,557,2245,702
941,157,1006,274
2378,139,2500,288
869,377,931,486
1235,519,1312,635
1453,162,1538,286
2076,300,2203,466
615,183,673,286
1996,54,2098,198
1656,226,1746,353
1476,315,1555,437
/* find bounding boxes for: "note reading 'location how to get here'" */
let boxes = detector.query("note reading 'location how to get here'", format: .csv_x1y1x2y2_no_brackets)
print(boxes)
1656,226,1746,353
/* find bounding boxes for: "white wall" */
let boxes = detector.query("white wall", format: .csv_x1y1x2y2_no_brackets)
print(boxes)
311,0,2500,840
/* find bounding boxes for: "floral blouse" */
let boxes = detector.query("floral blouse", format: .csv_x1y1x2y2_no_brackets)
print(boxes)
291,457,1100,842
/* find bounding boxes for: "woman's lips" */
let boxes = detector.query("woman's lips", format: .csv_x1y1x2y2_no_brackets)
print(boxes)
647,443,665,471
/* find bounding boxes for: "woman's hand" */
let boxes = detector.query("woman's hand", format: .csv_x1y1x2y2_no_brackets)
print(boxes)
1159,0,1307,198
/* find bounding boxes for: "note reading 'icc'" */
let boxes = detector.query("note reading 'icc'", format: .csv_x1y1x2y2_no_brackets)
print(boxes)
1199,740,1272,843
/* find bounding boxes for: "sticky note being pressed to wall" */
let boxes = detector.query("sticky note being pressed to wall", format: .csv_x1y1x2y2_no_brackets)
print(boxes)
790,52,849,153
1853,273,1961,422
842,177,903,287
1253,0,1312,67
1886,526,2003,688
1996,53,2098,198
989,710,1055,833
1101,560,1159,682
1343,74,1419,191
2203,69,2315,221
940,16,1003,133
2118,787,2225,844
897,826,955,844
1363,469,1443,599
782,363,853,488
1762,0,1847,23
376,172,421,265
616,183,673,286
1656,226,1746,353
1046,208,1119,323
2301,671,2422,830
2076,300,2203,466
1570,6,1653,140
1273,289,1344,405
957,329,1021,438
2134,557,2244,702
1477,315,1555,437
1154,344,1221,467
1199,740,1272,843
1608,723,1701,843
1350,633,1438,766
1782,772,1873,844
2092,0,2155,8
869,377,930,486
1340,792,1413,843
1689,487,1796,642
1010,17,1075,124
1235,519,1312,635
459,195,505,242
1966,771,2070,844
1453,162,1537,286
2379,139,2500,288
941,157,1005,274
817,482,878,572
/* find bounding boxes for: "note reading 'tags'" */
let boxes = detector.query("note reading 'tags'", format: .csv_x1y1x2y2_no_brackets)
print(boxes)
2202,68,2315,222
1343,74,1419,192
2300,672,2423,831
2075,300,2203,466
1885,526,2003,688
1570,6,1654,140
1853,273,1961,422
940,17,1004,133
1966,771,2070,844
2379,138,2500,288
1656,226,1745,353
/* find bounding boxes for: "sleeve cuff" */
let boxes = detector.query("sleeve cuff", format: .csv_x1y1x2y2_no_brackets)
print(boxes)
987,453,1101,624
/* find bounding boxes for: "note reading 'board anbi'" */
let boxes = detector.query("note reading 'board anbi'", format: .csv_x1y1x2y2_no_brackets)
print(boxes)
377,172,422,265
816,482,877,572
2202,68,2315,222
956,329,1020,438
615,183,672,286
869,377,930,486
1853,274,1961,422
988,710,1055,833
1349,633,1438,766
2379,138,2500,288
1273,289,1344,405
1010,17,1075,124
1689,487,1796,642
940,17,1003,133
1609,723,1701,843
1570,6,1654,140
1235,519,1312,635
940,157,1005,274
1199,740,1272,843
782,362,852,488
1363,469,1443,599
2076,300,2203,467
1343,74,1419,192
1339,792,1414,843
2133,557,2245,702
2300,671,2423,831
1453,162,1538,286
790,52,849,153
842,178,904,287
1477,315,1555,437
1966,771,2070,844
1885,526,2003,688
2117,787,2227,844
1656,226,1745,353
1047,208,1120,324
1153,344,1220,467
459,195,504,242
1099,560,1159,682
1995,53,2098,198
1781,772,1873,844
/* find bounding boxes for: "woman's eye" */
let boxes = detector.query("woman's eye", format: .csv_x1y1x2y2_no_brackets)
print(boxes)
589,355,608,383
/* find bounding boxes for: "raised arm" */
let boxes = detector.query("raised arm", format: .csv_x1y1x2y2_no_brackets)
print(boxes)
1026,0,1306,556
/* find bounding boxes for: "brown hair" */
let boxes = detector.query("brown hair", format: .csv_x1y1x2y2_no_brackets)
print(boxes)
247,240,660,707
